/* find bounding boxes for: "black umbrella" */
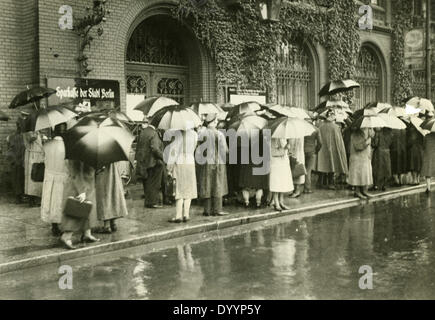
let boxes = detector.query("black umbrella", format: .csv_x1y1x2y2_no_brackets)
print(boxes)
63,117,135,169
318,80,360,97
0,110,9,121
9,87,57,109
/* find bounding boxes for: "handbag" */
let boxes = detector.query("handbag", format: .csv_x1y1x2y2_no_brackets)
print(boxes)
165,176,176,203
289,156,307,178
63,196,93,219
31,162,45,182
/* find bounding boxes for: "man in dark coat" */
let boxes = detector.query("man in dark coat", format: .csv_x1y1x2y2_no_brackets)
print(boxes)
6,118,25,204
135,122,165,208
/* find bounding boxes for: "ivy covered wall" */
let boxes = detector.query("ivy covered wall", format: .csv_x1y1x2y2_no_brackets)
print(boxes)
172,0,360,103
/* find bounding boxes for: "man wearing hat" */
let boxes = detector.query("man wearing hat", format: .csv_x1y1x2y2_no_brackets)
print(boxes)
135,117,165,208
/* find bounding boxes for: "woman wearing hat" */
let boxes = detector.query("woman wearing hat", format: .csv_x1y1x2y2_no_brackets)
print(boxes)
197,114,229,217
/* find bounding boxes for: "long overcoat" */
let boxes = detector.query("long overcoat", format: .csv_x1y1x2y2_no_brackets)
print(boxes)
316,121,348,174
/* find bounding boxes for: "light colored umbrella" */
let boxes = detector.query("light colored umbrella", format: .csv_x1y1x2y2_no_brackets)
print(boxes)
266,104,300,118
27,106,77,132
228,115,268,139
404,104,422,116
133,96,179,117
406,97,434,113
227,101,262,118
318,79,360,97
267,117,316,139
190,102,224,115
351,115,387,130
377,113,406,130
151,105,202,130
381,106,407,118
410,117,430,136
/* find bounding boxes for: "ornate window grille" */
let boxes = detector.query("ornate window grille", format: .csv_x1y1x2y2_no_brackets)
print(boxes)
157,78,185,105
275,41,313,110
126,19,187,66
354,47,382,110
126,75,147,94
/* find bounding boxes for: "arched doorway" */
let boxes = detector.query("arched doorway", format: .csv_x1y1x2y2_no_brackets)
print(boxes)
275,40,315,110
126,14,215,115
354,45,384,110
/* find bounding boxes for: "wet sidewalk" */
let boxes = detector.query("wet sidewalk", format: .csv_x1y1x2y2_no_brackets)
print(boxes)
0,182,431,273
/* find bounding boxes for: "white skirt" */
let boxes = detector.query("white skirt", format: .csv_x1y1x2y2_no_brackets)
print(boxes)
269,155,294,193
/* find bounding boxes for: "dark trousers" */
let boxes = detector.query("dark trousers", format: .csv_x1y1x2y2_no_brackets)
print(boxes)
142,164,164,206
11,164,24,197
203,197,222,215
304,152,315,191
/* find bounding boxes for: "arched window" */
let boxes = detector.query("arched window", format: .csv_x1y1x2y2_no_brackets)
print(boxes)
126,16,189,105
275,41,314,110
354,46,383,110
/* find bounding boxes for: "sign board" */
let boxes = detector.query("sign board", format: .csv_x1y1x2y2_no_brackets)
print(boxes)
228,87,267,105
404,29,425,68
47,78,120,112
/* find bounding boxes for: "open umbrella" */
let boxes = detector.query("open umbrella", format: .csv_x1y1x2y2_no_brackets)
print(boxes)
227,101,262,119
267,117,316,139
318,80,360,97
25,106,77,132
314,99,349,111
9,87,57,109
377,113,406,130
351,115,387,130
63,117,135,169
405,97,434,113
0,110,9,121
228,115,268,139
264,104,301,118
380,106,407,118
190,102,224,116
410,117,430,136
151,105,202,130
420,118,435,132
133,96,179,117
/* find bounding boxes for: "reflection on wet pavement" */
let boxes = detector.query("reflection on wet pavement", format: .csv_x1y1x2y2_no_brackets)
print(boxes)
1,192,435,300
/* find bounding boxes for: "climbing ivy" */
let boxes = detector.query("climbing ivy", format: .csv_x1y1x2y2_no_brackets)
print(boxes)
391,0,423,105
172,0,360,103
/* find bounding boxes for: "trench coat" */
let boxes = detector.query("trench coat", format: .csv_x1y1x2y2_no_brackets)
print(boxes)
40,137,70,224
135,125,164,180
95,162,128,221
347,129,373,186
61,162,98,233
23,131,44,197
316,121,348,174
421,133,435,177
197,127,228,199
167,130,198,200
407,125,424,172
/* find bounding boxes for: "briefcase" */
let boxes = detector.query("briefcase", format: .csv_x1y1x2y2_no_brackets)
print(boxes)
64,197,93,219
31,162,45,182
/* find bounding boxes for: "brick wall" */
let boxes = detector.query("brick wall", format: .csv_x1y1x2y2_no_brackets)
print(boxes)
0,0,39,187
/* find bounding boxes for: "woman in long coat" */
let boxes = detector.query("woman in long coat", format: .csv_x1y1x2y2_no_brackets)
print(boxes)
167,129,198,222
94,162,128,233
238,131,268,208
269,138,293,211
372,127,393,191
197,114,228,216
347,128,374,199
407,123,424,185
23,130,45,206
60,160,99,249
40,124,69,236
421,132,435,193
316,111,348,189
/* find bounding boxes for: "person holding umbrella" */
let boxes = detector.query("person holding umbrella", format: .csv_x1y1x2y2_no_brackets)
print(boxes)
40,123,69,236
197,113,229,217
5,117,26,204
420,117,435,193
135,117,165,208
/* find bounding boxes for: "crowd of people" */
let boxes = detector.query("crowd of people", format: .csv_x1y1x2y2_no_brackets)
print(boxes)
5,100,435,250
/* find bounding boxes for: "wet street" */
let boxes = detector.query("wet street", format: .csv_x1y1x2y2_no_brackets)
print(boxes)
1,192,435,300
